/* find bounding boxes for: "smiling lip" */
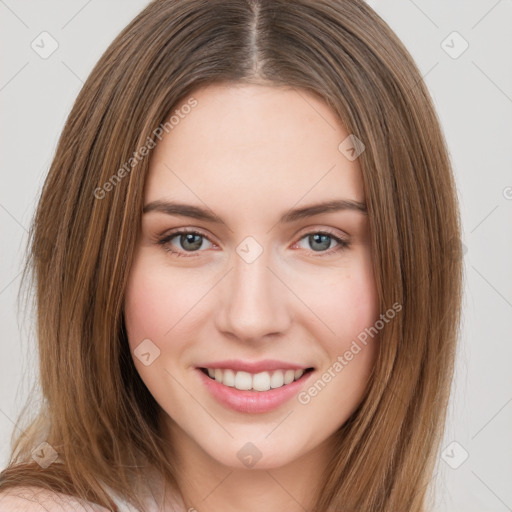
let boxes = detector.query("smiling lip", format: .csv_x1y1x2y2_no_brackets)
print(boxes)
195,361,315,414
196,359,311,373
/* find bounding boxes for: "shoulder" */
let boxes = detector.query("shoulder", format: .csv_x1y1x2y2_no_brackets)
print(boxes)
0,486,110,512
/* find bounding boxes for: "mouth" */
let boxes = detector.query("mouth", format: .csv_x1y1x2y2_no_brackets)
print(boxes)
196,365,315,413
198,367,315,392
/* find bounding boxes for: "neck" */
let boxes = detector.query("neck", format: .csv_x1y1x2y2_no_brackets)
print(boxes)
163,418,332,512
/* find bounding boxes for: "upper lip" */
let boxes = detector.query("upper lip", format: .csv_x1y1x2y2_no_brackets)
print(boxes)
197,359,313,373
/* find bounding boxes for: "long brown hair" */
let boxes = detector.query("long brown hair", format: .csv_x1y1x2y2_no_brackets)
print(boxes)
0,0,463,510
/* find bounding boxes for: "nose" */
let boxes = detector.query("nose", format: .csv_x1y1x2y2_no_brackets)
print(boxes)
214,246,291,343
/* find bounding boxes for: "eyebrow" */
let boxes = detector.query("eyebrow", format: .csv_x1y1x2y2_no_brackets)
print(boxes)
143,198,367,224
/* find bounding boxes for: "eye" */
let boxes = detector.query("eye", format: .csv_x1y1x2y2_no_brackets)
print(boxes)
156,228,349,258
157,229,215,257
293,230,349,256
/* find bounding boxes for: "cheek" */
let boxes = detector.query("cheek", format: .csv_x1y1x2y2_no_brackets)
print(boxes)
303,254,379,349
124,267,165,349
123,259,195,413
335,265,379,340
124,257,197,349
297,263,379,421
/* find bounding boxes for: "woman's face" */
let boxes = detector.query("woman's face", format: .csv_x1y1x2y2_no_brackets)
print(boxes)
124,83,379,470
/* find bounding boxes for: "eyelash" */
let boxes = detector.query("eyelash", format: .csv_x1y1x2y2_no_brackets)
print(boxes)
156,228,350,258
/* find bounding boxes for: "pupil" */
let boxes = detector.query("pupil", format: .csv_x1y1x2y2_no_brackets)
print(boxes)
181,233,202,251
310,234,330,251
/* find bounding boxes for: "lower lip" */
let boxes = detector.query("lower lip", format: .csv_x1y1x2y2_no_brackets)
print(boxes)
196,368,314,414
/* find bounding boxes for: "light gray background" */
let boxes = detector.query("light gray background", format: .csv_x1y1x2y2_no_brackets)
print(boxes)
1,1,511,510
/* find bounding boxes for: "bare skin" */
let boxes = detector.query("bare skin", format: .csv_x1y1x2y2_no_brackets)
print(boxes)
124,83,380,512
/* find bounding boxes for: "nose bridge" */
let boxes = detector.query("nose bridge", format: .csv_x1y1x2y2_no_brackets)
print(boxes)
215,241,290,341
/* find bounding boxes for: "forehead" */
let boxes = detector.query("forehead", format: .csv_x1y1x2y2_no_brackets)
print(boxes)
145,84,364,215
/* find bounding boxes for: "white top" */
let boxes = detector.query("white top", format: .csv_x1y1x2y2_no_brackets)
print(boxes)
0,484,186,512
106,489,186,512
0,468,187,511
102,470,187,512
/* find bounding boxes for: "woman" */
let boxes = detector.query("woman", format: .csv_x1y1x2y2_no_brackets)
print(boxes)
0,0,463,510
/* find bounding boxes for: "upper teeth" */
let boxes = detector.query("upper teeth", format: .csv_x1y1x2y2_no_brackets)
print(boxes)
206,368,305,391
